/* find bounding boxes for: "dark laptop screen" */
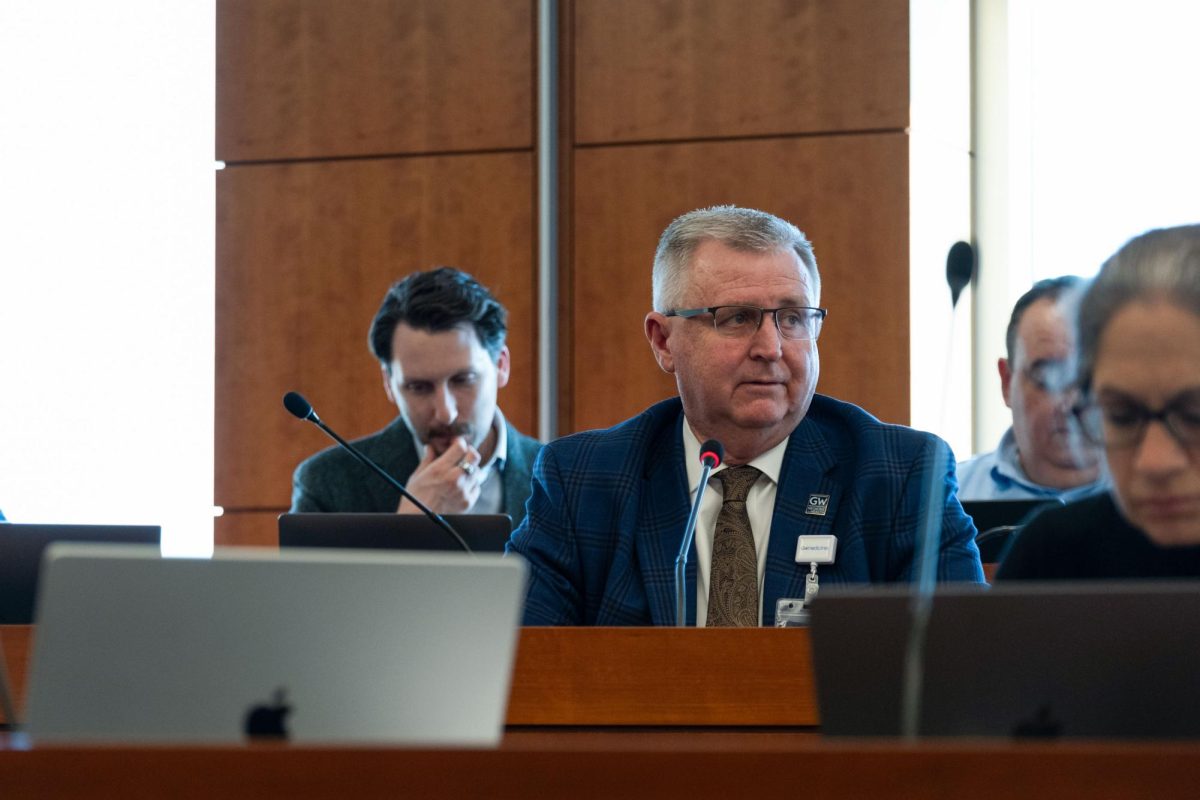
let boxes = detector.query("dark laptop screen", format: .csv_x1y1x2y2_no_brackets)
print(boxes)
0,523,161,623
278,513,512,553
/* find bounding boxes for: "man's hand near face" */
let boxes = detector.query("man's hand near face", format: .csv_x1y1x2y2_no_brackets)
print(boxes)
396,436,484,514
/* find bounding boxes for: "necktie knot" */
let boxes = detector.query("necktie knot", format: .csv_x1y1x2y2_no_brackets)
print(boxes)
717,465,761,503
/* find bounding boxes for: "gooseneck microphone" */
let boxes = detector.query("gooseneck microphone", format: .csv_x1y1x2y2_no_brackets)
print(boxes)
946,240,975,308
282,391,473,554
900,439,949,738
674,439,724,627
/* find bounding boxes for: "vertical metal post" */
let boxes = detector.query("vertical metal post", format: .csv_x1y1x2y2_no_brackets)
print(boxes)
537,0,559,441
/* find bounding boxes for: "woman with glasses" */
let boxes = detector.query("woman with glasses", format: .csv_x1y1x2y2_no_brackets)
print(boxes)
996,224,1200,580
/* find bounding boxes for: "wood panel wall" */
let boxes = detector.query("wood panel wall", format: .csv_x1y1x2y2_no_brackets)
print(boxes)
564,0,911,430
215,0,913,544
573,0,908,144
215,0,536,545
217,0,533,160
570,135,909,432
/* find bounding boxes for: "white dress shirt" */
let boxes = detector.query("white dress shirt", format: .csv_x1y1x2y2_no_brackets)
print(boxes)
682,418,789,626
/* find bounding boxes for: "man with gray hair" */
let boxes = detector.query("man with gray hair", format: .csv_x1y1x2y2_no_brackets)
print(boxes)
508,205,984,626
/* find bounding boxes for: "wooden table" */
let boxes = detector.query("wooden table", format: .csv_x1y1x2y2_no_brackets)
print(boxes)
3,733,1200,798
3,625,819,728
5,625,1199,798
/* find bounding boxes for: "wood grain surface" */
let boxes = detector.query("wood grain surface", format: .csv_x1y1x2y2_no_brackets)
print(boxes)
570,134,910,432
216,152,536,511
574,0,909,144
217,0,534,161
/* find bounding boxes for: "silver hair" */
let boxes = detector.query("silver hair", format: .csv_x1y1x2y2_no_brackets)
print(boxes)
651,205,820,312
1077,223,1200,391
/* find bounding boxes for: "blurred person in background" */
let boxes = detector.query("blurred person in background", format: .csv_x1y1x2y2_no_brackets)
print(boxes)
998,225,1200,580
957,276,1105,502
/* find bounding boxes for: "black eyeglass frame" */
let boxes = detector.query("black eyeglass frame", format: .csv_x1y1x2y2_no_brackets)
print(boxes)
664,305,829,341
1071,395,1200,451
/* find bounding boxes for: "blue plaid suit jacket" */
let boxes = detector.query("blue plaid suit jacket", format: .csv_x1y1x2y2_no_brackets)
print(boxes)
508,395,984,625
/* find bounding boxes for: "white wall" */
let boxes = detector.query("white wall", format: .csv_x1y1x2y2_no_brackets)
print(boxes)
0,2,215,555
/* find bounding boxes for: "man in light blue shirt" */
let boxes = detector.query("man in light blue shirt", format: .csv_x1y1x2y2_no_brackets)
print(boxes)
958,277,1106,501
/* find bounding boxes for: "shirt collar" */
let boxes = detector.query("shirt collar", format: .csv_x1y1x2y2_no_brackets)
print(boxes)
682,417,788,495
991,427,1030,485
990,426,1107,500
482,408,507,471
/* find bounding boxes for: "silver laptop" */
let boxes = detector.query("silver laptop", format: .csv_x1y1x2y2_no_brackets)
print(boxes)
25,543,526,745
810,581,1200,738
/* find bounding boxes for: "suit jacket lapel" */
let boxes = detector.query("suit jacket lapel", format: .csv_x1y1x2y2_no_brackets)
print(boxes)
762,416,839,625
635,411,693,626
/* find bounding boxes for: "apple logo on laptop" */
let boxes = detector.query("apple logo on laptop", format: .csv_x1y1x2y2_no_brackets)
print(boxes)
244,687,291,740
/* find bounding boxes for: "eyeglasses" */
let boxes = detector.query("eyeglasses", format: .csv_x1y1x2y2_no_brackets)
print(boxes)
1021,360,1074,394
665,305,828,341
1072,392,1200,450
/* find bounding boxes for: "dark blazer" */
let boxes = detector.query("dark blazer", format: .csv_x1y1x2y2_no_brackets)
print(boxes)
508,395,984,626
290,416,542,527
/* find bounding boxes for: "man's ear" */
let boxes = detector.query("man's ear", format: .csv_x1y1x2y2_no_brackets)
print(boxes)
645,312,675,374
381,363,397,404
998,356,1013,409
494,345,511,389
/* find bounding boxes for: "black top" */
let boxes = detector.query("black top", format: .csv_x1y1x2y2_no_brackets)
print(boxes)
996,492,1200,581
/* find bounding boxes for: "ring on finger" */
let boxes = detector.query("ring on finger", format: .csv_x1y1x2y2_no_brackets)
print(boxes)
457,459,478,476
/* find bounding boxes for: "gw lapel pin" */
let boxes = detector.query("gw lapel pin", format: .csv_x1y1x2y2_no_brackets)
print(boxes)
806,493,830,516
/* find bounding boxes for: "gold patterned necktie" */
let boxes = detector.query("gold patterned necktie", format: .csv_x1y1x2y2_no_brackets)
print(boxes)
707,465,762,627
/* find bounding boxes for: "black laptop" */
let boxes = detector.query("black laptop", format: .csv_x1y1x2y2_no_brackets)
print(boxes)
961,498,1062,535
0,523,161,623
961,499,1062,561
810,581,1200,738
278,513,513,553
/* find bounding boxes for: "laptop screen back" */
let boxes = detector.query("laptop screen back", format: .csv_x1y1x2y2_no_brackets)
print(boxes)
960,498,1061,533
278,513,512,553
26,543,527,745
0,523,160,623
960,500,1062,562
811,582,1200,738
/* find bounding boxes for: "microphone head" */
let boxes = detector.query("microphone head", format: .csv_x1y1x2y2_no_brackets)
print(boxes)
946,241,975,308
283,391,317,422
699,439,724,468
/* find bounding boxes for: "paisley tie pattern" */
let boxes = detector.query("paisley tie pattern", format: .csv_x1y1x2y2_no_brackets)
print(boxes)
706,465,762,627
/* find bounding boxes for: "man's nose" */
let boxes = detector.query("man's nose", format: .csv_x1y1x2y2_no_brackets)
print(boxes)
1050,391,1073,416
747,311,784,360
431,384,457,424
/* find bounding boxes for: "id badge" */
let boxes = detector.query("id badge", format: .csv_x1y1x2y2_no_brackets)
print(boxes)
775,598,810,628
795,535,837,565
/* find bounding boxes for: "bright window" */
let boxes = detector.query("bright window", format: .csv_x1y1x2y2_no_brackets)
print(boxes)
1025,0,1200,281
0,2,215,555
971,0,1200,452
